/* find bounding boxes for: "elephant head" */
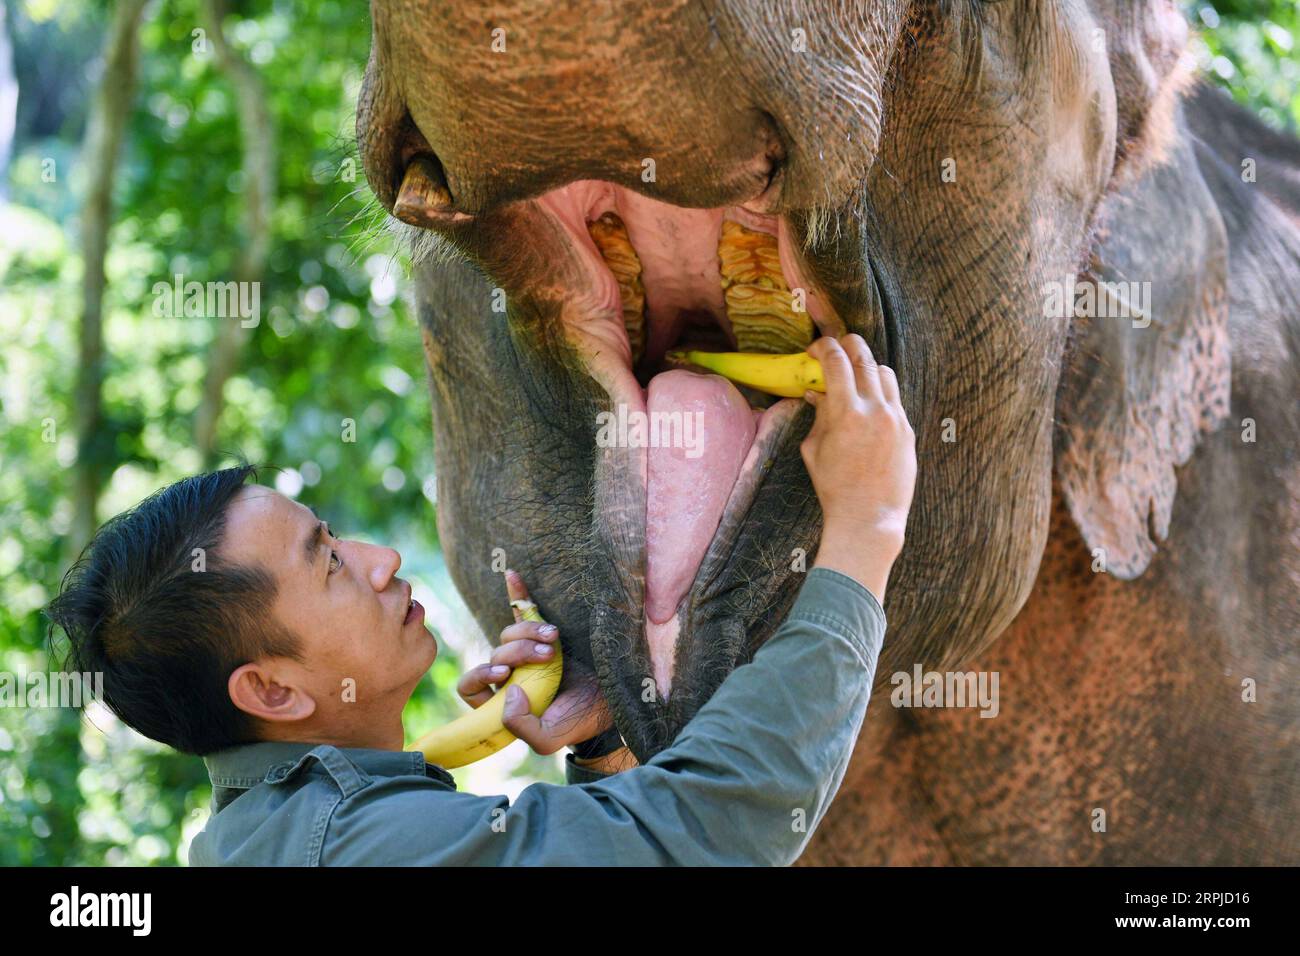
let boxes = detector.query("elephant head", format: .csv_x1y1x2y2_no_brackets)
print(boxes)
356,0,1230,760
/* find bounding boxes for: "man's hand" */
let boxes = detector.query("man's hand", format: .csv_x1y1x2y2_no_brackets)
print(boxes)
455,570,614,756
802,334,917,603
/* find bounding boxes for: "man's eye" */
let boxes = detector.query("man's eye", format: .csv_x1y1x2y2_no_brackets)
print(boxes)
328,550,342,573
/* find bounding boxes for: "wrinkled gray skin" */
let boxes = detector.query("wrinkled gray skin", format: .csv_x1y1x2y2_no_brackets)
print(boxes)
357,1,1299,863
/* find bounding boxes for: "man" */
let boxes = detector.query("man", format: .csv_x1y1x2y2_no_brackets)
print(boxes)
49,335,915,865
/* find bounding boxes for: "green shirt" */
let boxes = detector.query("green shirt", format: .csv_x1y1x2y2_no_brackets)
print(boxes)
188,567,886,866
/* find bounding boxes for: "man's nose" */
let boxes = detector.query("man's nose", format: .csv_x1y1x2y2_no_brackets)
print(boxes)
356,542,401,592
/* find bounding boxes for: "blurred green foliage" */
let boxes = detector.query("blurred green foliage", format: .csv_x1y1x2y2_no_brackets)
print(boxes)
1,0,1296,865
1189,1,1300,131
2,0,562,867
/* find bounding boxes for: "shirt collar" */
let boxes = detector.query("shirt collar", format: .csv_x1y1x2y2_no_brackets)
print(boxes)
203,740,456,791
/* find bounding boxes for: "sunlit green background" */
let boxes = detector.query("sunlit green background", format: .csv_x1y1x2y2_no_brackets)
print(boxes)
1,0,1295,865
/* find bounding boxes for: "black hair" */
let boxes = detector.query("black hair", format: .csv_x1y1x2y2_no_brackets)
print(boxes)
46,465,301,755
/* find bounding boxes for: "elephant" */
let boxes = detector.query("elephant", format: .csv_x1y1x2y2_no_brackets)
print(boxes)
355,1,1299,864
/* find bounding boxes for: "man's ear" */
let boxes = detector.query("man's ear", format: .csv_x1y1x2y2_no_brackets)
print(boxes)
1054,104,1231,579
228,661,318,723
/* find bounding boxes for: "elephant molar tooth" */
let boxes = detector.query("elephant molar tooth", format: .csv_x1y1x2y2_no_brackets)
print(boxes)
718,220,813,353
587,212,646,365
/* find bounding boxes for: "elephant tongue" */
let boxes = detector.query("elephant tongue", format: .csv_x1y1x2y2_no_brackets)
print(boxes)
645,370,757,625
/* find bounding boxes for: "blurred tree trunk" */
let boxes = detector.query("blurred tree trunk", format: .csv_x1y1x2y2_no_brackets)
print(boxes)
58,0,149,870
68,0,149,558
193,0,276,465
0,1,17,202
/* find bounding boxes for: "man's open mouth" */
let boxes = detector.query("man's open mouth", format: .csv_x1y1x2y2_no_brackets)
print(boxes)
404,598,423,626
524,181,846,697
401,580,423,627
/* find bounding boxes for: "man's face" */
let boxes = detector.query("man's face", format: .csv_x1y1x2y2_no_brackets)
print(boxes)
221,485,438,739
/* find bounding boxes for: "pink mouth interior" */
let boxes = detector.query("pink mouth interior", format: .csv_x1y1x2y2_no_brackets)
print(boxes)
537,181,839,694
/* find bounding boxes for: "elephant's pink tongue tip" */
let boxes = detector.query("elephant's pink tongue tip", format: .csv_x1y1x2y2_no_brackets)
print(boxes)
644,371,757,635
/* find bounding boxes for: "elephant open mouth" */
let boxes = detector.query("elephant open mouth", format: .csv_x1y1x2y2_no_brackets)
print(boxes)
486,178,861,700
386,103,903,756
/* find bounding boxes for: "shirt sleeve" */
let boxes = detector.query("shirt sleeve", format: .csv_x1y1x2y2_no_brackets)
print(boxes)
322,567,886,866
565,753,615,785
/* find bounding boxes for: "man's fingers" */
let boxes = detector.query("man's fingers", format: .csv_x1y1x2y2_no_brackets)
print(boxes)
504,569,529,623
457,662,512,708
807,336,854,407
878,363,901,406
502,683,611,756
489,635,556,670
458,629,560,706
500,686,546,744
499,620,558,646
841,334,884,402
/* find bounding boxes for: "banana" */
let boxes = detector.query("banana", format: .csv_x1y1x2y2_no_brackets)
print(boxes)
666,349,826,399
410,598,563,769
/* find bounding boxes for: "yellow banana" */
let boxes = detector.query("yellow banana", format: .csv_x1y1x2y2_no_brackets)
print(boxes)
666,349,826,399
411,598,563,769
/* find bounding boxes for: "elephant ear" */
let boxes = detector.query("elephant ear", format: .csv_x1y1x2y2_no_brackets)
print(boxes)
1054,107,1231,579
